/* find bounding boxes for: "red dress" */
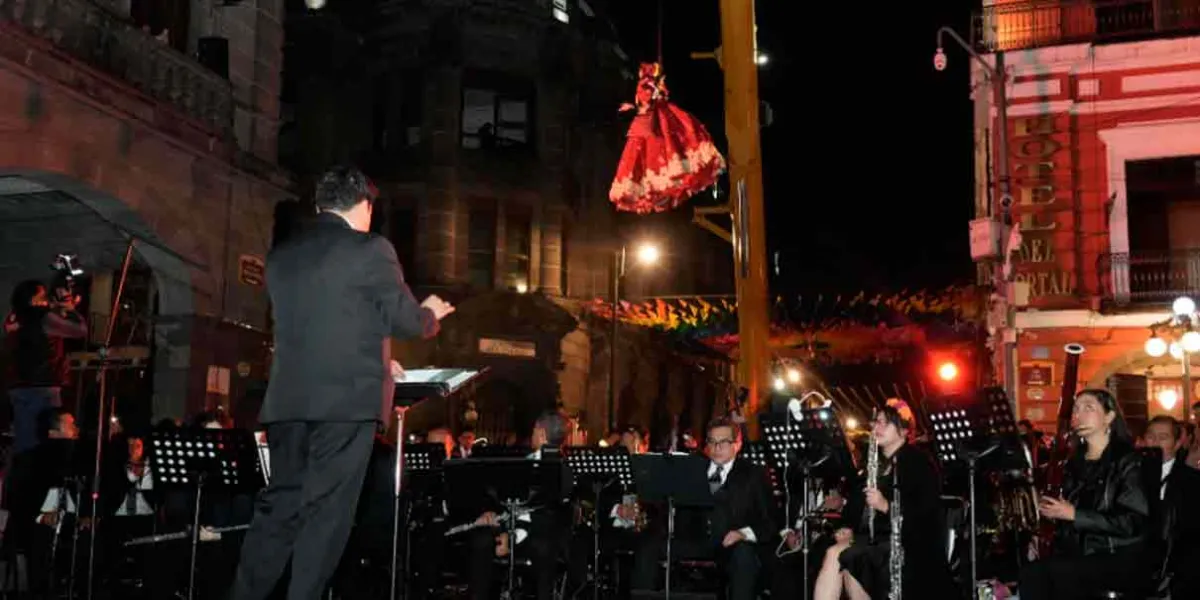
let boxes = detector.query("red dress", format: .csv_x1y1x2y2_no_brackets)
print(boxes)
609,63,726,214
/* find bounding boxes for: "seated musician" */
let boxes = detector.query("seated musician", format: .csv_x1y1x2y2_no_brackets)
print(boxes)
1017,389,1148,600
7,408,85,595
467,411,572,600
631,417,777,600
813,399,953,600
566,425,647,595
1140,415,1200,599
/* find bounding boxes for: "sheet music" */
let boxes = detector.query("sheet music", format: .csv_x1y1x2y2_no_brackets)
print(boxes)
396,368,478,391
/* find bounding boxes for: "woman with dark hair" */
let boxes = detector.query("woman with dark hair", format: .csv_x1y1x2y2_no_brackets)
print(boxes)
813,399,953,600
1017,388,1149,599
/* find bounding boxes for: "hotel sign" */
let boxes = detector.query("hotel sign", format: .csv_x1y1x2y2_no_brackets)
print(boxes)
1009,115,1075,302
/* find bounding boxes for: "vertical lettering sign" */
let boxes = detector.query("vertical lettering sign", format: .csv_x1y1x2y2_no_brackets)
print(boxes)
1010,115,1076,301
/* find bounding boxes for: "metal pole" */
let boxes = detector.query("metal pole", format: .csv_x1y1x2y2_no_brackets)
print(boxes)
390,406,407,600
608,248,623,433
1183,353,1193,417
994,51,1017,402
718,0,770,438
86,238,136,600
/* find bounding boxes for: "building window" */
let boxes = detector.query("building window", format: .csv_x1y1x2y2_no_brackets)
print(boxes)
461,87,531,150
505,210,532,291
468,208,497,290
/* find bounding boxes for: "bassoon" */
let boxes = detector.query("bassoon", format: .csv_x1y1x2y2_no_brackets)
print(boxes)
1035,342,1085,557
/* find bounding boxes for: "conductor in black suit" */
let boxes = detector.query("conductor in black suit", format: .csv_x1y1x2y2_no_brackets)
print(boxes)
228,167,454,600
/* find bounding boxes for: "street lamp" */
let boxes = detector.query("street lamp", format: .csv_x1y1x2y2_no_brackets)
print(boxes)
935,25,1017,407
1144,295,1200,415
608,242,661,431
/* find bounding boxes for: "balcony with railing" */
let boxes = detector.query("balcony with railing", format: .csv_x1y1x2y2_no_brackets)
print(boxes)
1099,249,1200,306
976,0,1200,53
0,0,233,133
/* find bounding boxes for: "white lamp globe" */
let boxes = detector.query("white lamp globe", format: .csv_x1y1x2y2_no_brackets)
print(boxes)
1174,296,1196,317
1183,331,1200,354
1170,342,1184,360
1145,336,1168,357
1158,388,1179,411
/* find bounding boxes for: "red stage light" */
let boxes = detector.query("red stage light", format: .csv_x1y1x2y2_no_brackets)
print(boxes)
937,362,959,382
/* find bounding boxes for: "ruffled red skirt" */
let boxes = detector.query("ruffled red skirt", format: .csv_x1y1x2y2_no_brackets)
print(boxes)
609,101,726,214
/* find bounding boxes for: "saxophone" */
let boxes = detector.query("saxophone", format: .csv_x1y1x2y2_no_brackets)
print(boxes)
889,479,904,600
866,409,880,542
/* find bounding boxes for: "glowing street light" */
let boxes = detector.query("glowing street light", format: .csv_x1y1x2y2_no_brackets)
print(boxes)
786,368,802,384
635,243,661,266
1158,387,1180,411
773,377,786,392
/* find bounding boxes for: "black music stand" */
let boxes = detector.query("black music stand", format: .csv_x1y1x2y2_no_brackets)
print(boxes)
926,387,1028,590
148,427,260,600
444,457,571,600
397,443,445,599
391,367,484,600
563,446,635,600
630,453,714,600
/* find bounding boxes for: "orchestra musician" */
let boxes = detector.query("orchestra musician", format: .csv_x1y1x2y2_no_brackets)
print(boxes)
1141,415,1200,598
466,411,573,600
631,417,777,600
1017,389,1148,600
228,166,454,600
812,399,953,600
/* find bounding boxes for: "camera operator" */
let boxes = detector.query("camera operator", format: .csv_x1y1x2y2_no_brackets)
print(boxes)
4,279,87,454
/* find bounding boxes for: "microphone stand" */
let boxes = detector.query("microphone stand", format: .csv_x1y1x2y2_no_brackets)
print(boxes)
86,238,136,600
798,453,830,600
964,442,999,591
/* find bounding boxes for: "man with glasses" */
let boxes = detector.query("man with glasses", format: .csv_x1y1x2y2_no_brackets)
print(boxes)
631,417,777,600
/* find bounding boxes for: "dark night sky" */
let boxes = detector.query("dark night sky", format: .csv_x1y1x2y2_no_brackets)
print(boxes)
609,0,976,294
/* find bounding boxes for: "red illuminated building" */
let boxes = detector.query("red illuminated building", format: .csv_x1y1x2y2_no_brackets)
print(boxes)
971,0,1200,432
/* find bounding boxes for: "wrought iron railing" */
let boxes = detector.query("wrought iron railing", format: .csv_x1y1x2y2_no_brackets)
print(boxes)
0,0,233,133
1099,249,1200,305
976,0,1200,52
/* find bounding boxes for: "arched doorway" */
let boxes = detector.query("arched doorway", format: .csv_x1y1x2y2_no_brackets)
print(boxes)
1088,350,1199,434
0,171,197,429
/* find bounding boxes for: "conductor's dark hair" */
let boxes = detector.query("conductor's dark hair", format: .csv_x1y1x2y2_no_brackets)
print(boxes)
535,410,570,449
314,166,377,212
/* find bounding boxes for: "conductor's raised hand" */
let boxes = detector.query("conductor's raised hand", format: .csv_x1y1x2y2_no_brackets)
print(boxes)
421,295,455,320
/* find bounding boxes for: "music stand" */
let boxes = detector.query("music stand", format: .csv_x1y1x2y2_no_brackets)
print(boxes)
444,457,571,600
392,367,485,600
630,453,714,600
926,387,1028,590
397,443,445,599
563,446,634,600
148,427,261,600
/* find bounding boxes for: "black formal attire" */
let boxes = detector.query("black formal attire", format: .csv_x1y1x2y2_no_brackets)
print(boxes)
1143,449,1200,599
229,212,440,600
632,457,778,600
1018,439,1149,600
836,444,954,600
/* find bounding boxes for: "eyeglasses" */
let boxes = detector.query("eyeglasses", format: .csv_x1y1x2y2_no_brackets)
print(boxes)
706,438,734,448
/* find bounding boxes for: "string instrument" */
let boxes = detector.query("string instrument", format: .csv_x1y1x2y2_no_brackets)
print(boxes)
1035,342,1084,557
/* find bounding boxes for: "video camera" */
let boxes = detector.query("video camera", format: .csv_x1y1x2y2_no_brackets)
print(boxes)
49,253,83,303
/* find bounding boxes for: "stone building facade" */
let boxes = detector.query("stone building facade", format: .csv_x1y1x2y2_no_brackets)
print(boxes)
0,0,288,422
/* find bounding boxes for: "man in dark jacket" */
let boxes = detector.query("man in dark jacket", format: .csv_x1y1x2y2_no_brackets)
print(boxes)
228,166,454,600
4,280,87,454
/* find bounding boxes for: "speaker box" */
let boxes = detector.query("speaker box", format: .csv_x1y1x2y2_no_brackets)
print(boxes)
197,36,230,80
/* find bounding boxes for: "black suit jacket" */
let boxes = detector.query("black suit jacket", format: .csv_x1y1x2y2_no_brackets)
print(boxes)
709,458,778,546
260,213,439,424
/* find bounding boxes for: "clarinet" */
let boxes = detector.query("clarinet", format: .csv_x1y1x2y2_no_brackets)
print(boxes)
865,409,880,542
443,507,536,537
889,467,903,600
